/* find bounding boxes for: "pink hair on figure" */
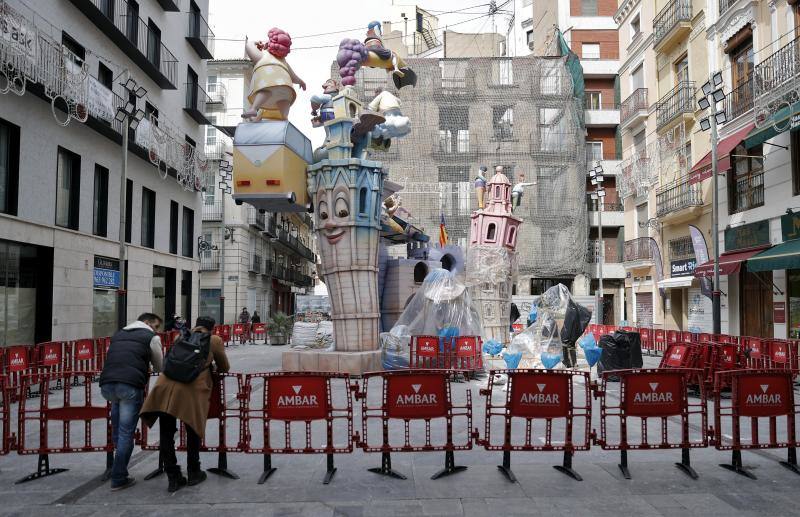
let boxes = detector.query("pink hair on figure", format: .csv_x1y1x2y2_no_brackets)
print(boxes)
256,27,291,58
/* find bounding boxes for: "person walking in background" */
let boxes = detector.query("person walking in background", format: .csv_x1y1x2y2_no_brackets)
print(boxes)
99,313,164,491
238,307,250,344
140,316,230,492
250,311,261,344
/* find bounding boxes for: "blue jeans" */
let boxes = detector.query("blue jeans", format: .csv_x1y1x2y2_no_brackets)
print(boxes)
101,382,143,486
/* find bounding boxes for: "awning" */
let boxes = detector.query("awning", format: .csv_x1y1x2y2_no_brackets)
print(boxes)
694,245,771,277
747,239,800,272
744,101,800,149
690,123,755,181
658,277,695,288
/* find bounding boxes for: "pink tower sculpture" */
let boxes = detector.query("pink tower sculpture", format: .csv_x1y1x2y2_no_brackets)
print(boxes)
467,166,522,344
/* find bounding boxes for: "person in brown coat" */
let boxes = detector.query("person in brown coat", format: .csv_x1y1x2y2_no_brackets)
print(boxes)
140,316,230,492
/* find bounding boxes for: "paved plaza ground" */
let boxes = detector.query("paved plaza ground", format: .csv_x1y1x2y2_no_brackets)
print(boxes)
1,344,799,517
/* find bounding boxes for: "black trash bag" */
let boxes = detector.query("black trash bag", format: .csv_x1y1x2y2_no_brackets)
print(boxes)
561,299,592,346
597,330,643,381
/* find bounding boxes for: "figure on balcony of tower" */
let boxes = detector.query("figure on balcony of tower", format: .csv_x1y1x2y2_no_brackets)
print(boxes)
474,165,488,209
510,171,536,212
310,78,340,127
242,29,306,121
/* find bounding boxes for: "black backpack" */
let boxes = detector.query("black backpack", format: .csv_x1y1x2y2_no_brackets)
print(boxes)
163,331,211,383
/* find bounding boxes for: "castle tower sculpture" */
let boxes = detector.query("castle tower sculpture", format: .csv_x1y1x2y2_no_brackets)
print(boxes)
467,167,522,345
282,88,384,374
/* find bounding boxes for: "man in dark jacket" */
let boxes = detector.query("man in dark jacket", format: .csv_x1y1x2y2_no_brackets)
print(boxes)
99,313,164,491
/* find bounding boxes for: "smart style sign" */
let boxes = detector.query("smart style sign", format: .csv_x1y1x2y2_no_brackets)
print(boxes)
268,376,329,421
737,374,793,417
386,374,448,419
508,372,570,418
416,336,439,358
623,372,683,417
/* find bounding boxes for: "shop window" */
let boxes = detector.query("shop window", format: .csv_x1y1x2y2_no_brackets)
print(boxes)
93,165,108,237
93,289,117,338
0,117,20,216
141,187,156,248
182,206,194,258
169,201,178,254
56,147,81,230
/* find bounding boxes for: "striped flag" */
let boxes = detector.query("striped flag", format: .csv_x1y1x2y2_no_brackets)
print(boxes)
439,213,449,247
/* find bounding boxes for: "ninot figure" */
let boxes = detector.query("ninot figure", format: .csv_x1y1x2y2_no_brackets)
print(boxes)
242,28,306,121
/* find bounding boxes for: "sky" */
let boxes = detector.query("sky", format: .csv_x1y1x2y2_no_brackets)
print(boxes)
208,0,513,146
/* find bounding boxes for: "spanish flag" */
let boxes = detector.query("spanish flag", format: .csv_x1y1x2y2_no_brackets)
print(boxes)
439,213,449,247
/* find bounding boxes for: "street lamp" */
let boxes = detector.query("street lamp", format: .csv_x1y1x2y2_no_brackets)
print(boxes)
589,162,606,322
698,71,727,335
116,75,147,330
217,159,233,324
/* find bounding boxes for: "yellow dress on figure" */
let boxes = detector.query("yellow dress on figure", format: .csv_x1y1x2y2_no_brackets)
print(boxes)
248,52,296,121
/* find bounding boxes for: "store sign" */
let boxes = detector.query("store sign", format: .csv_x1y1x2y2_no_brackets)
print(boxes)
781,212,800,241
724,220,770,252
670,258,696,277
774,301,786,324
93,256,120,289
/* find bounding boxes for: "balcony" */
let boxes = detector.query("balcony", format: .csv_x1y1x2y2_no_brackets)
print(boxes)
263,260,273,277
205,138,230,161
67,0,177,88
200,251,220,271
580,49,620,78
656,81,695,131
155,0,179,11
202,200,223,221
584,101,620,127
587,240,626,279
275,225,316,262
249,254,262,274
718,0,736,17
264,216,278,238
653,0,693,53
729,171,764,215
587,199,624,227
621,88,648,129
184,82,213,125
723,78,753,121
656,176,703,220
186,9,214,59
206,83,227,110
624,237,655,269
753,35,800,106
247,207,265,230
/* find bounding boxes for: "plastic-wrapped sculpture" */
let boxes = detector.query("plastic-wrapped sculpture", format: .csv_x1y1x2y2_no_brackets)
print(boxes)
368,87,411,147
233,29,312,212
466,166,522,345
382,268,483,369
337,22,417,89
507,284,592,369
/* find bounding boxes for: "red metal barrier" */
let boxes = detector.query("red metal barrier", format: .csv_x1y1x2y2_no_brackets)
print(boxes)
639,328,653,354
764,340,794,371
476,369,591,482
1,375,10,456
139,372,244,481
654,329,666,354
71,339,98,373
242,372,353,484
681,331,695,342
741,337,764,369
3,345,33,399
712,369,800,479
698,333,712,343
667,330,680,347
251,323,267,341
355,370,472,480
410,335,449,369
595,368,707,479
232,323,250,344
659,343,700,369
16,371,112,483
452,336,483,372
94,337,111,371
213,325,232,346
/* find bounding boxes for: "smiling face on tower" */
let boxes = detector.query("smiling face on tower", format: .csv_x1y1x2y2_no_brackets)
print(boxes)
315,179,353,259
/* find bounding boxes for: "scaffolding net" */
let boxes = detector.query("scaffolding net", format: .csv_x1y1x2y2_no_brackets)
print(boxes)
334,55,588,279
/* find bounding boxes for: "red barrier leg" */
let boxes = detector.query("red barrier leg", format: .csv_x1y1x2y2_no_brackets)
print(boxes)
675,448,698,479
553,450,582,481
497,450,517,483
618,450,631,480
368,452,406,480
430,450,467,480
258,453,277,484
207,451,239,479
323,453,336,485
144,452,165,480
15,454,68,484
780,447,800,476
101,450,113,481
719,450,757,479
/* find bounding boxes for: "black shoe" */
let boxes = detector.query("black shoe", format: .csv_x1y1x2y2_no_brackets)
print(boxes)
187,470,207,486
167,468,187,493
111,477,136,491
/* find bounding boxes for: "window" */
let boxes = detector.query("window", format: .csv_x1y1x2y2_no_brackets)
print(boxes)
200,288,221,323
99,0,115,18
93,165,109,237
793,131,800,196
729,144,764,214
526,30,534,47
523,0,533,6
633,129,646,153
586,141,603,163
581,0,598,16
56,147,80,230
0,117,20,215
440,59,467,89
186,66,199,110
456,130,469,153
493,106,514,140
98,62,113,89
486,223,496,241
206,115,217,146
145,102,159,126
125,178,132,243
126,1,139,43
141,187,155,248
169,201,179,254
359,187,367,215
507,226,516,246
438,106,468,153
182,206,194,258
491,59,513,86
189,1,201,38
675,55,689,84
147,19,161,67
631,64,644,91
61,32,85,65
631,15,641,40
730,38,753,89
539,108,565,150
207,75,217,92
585,91,601,110
582,43,600,60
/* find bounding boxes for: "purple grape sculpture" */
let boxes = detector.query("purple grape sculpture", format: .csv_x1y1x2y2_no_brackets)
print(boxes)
337,38,368,86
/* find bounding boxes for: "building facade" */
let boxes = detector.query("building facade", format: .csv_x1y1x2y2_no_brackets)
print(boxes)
531,0,625,323
199,59,316,325
0,0,214,345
